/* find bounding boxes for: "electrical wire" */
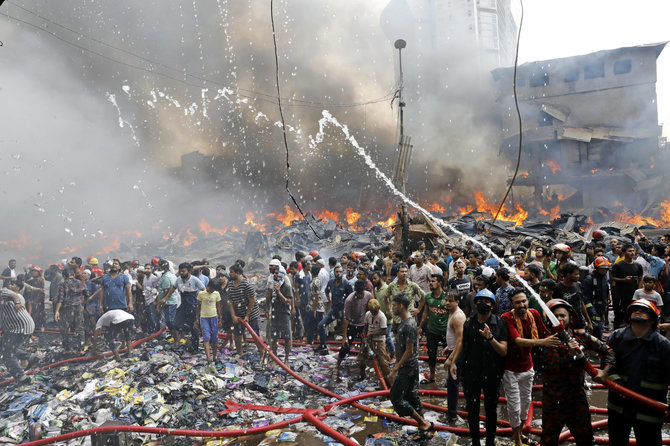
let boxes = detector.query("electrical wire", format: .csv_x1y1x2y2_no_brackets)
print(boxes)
491,0,524,225
269,0,321,239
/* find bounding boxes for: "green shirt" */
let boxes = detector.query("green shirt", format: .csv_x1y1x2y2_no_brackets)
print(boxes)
374,282,390,317
158,271,179,305
387,280,424,324
425,290,449,334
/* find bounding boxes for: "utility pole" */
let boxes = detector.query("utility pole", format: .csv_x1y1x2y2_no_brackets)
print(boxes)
392,39,412,256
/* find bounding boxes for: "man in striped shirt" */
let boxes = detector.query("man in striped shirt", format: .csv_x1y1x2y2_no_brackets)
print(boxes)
1,281,35,383
226,264,264,359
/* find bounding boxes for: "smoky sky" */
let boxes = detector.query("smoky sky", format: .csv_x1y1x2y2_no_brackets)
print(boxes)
0,0,509,263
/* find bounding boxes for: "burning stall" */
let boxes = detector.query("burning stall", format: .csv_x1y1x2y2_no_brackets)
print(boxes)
492,42,667,212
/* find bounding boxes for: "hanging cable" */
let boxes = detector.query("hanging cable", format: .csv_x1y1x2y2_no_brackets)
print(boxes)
491,0,524,225
269,0,320,238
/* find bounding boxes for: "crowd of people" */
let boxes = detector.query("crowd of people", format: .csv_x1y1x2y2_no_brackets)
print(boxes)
1,228,670,445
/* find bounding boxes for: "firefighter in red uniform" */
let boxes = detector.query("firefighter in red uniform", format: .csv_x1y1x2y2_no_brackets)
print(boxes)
541,299,613,446
607,298,670,446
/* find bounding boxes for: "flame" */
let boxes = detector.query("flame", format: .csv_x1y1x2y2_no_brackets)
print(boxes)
651,156,655,169
199,219,227,236
590,168,599,174
267,205,300,227
519,170,530,178
458,205,474,214
1,231,32,250
98,235,121,254
609,167,614,171
469,191,528,226
614,201,624,207
546,160,562,174
377,214,397,228
550,204,560,220
345,207,361,226
244,212,259,227
182,228,196,246
312,209,340,222
427,202,446,213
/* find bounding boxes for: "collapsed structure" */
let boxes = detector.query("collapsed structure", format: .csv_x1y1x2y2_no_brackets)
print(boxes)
492,42,668,212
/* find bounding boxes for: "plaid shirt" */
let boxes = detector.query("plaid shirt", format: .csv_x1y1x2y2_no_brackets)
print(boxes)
56,277,89,307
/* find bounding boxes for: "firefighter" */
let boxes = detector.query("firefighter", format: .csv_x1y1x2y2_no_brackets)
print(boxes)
582,256,611,340
607,298,670,446
541,299,613,446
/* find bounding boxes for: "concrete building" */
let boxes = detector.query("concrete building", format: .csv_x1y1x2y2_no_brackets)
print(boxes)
381,0,518,69
492,42,667,210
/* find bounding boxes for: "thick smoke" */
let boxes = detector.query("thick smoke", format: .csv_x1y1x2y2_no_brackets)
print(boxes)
1,0,509,263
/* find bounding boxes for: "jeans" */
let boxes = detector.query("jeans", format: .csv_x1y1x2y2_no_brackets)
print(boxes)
446,355,462,418
175,296,199,350
386,324,395,356
425,329,446,370
338,325,365,361
145,302,161,334
163,304,177,331
318,308,343,348
390,367,422,417
301,305,322,344
58,305,85,351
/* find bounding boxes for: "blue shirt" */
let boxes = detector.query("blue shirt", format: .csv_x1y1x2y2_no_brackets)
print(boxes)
325,278,354,312
635,242,665,279
176,275,205,305
101,273,130,310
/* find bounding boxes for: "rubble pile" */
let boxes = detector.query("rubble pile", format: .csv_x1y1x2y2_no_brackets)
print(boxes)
0,329,460,445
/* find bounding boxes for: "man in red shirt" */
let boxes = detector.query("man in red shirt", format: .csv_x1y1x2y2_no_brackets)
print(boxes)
501,288,560,446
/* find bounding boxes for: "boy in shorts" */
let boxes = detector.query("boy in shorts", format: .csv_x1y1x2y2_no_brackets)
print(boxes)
196,280,222,368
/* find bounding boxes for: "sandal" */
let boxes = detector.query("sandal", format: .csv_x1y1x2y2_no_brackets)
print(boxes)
420,377,435,384
409,422,435,441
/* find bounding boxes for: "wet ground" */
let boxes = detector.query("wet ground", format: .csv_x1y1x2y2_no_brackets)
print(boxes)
2,305,667,446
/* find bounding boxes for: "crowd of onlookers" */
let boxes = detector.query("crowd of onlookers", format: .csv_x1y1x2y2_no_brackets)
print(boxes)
1,228,670,445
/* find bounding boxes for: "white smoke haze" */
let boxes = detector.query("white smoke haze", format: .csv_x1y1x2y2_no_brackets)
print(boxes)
1,0,510,263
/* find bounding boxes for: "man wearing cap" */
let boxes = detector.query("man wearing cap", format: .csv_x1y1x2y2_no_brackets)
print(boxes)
582,256,612,339
541,299,612,446
449,289,507,446
607,298,670,445
89,257,104,278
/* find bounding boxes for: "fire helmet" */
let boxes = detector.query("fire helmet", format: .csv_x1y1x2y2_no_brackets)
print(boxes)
553,243,571,255
592,230,607,241
547,298,579,325
30,265,43,273
309,250,319,258
151,257,160,266
627,298,660,322
594,256,611,269
89,257,99,265
131,260,140,267
474,288,496,304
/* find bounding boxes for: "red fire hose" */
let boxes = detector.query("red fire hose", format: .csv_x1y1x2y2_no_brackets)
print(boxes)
11,316,670,445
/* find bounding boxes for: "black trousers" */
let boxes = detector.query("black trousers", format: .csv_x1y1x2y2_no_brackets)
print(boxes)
608,409,662,446
463,371,502,446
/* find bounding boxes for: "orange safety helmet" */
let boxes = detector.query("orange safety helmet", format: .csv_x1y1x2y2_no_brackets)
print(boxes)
593,256,611,269
628,298,660,322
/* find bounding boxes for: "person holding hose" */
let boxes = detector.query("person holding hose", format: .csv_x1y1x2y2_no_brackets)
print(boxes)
541,299,613,446
607,298,670,445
